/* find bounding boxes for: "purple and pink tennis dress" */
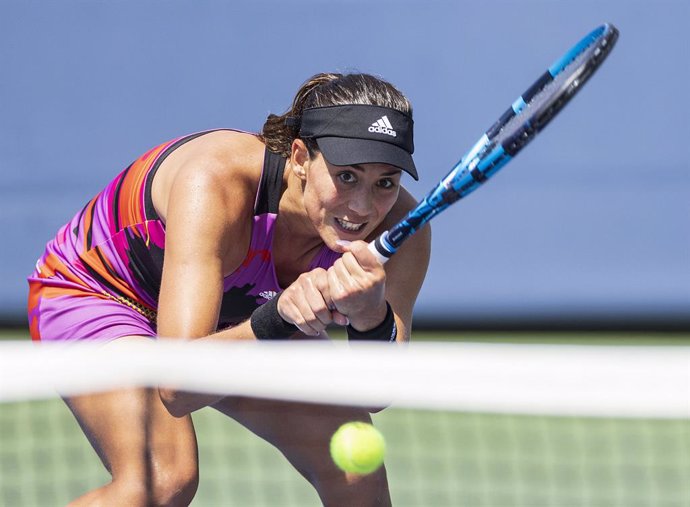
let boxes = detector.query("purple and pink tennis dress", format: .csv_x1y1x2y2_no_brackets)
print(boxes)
27,131,341,342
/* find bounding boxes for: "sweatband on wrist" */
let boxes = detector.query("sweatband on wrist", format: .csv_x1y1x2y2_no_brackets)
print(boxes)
346,302,397,342
250,294,299,340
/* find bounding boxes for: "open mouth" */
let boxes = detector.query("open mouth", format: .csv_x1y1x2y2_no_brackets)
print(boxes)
335,217,366,233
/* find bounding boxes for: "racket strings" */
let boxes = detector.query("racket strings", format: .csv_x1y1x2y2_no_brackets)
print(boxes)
491,38,602,151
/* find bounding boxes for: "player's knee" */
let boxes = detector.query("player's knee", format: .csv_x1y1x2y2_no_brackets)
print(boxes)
107,477,149,507
314,467,391,507
150,461,199,507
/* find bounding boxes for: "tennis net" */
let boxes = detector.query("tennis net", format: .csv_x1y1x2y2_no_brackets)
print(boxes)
1,339,689,506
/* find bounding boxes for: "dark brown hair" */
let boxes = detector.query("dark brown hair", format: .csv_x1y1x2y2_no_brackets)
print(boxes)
260,73,412,158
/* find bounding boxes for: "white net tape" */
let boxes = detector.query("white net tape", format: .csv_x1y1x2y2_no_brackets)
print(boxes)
2,340,688,418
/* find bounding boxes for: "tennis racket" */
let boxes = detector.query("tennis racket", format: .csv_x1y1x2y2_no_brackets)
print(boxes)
369,23,619,262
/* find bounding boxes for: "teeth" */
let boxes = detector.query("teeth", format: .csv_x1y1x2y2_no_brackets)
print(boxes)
336,218,364,232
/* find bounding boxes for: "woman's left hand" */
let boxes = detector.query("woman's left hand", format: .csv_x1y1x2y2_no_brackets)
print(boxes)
327,241,388,331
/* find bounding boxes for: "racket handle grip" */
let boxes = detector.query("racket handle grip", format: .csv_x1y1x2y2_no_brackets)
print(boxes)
368,232,395,264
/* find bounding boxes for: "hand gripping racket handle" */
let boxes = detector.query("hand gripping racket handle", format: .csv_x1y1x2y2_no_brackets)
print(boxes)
368,232,395,264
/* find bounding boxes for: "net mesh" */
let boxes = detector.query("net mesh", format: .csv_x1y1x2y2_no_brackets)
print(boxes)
1,340,689,506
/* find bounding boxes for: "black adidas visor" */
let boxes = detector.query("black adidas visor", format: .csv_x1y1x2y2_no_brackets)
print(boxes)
298,105,417,180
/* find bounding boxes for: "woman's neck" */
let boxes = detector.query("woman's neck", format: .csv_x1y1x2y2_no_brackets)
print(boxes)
272,167,324,282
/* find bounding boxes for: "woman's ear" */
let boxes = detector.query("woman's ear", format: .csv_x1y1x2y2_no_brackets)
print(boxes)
290,139,310,180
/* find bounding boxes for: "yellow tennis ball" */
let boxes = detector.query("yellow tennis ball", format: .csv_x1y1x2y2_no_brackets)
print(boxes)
329,421,386,475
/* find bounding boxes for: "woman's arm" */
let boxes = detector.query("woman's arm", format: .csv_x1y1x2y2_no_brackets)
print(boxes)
323,187,431,343
156,152,257,415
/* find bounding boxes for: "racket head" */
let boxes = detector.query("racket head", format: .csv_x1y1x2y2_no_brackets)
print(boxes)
490,23,619,157
372,23,619,260
443,23,619,205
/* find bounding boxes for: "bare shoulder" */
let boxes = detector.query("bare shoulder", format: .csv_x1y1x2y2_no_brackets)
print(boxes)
153,131,265,224
157,131,269,278
185,130,266,177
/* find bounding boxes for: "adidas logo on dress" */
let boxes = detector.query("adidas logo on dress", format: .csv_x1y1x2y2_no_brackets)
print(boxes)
368,116,397,137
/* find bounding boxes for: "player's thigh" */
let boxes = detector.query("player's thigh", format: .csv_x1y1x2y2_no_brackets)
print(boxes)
212,397,388,486
63,336,199,480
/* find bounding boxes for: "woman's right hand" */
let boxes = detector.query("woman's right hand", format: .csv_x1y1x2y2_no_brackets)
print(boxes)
277,268,349,336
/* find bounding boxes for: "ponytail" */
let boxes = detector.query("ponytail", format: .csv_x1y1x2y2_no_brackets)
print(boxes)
260,73,342,157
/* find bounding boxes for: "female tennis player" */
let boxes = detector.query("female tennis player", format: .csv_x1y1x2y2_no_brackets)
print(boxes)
27,73,430,506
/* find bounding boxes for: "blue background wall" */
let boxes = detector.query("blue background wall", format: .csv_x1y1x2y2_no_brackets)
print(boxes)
1,1,688,327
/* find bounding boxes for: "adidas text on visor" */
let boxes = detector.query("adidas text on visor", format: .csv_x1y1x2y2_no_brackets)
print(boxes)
298,105,418,180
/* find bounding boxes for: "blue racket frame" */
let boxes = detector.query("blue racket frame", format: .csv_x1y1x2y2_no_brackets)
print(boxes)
370,23,619,262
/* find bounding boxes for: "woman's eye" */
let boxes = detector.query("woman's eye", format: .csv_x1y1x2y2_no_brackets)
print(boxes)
378,178,395,189
338,172,357,184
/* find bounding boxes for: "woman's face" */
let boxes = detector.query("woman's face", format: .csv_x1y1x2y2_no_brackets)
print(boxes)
297,150,402,250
